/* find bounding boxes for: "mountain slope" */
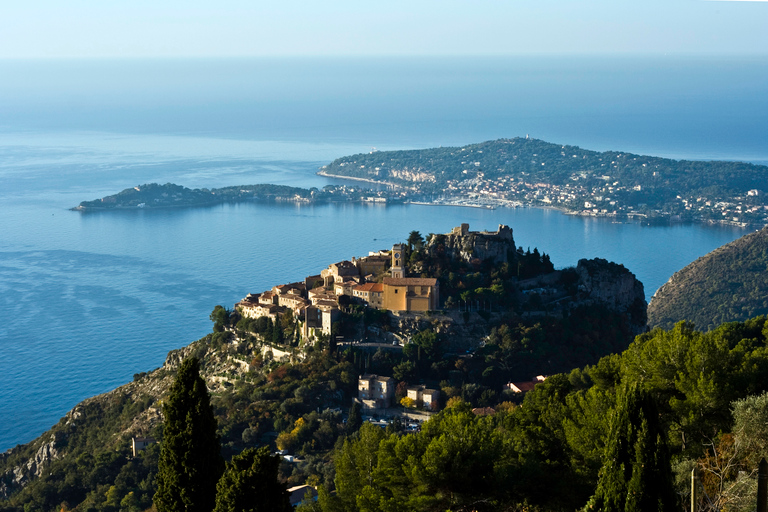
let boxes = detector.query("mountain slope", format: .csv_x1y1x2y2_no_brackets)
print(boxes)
648,227,768,330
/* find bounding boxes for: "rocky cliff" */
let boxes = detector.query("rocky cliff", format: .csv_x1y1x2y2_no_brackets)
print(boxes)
432,223,516,265
576,258,647,330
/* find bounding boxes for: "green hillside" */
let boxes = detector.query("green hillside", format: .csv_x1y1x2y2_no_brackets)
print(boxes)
648,227,768,330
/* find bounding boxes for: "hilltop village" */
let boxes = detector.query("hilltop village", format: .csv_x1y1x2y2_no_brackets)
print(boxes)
231,223,646,415
236,240,439,343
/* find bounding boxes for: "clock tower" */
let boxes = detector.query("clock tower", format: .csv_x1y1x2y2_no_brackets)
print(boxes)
390,244,405,279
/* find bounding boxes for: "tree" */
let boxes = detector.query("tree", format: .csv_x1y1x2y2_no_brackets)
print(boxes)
210,305,230,332
346,401,363,434
407,230,424,252
585,385,677,512
213,447,291,512
154,357,224,512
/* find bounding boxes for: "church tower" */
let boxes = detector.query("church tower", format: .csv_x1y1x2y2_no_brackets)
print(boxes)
390,244,405,279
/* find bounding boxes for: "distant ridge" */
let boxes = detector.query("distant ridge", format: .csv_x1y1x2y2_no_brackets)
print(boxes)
647,227,768,330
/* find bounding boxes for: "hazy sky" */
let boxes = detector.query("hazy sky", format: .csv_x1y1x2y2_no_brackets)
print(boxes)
1,0,766,58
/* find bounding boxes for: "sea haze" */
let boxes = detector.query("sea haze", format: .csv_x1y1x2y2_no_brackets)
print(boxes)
0,56,766,451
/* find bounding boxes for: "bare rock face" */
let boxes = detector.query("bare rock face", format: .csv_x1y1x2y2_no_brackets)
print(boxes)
433,224,516,265
576,258,647,329
1,432,63,496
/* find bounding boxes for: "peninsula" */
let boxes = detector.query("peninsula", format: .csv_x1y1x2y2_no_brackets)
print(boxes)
320,137,768,227
71,182,402,211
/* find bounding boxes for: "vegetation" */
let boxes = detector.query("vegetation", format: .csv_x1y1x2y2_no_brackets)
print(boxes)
154,357,224,512
5,312,768,511
303,317,768,512
648,226,768,330
213,447,291,512
584,385,677,512
73,182,401,211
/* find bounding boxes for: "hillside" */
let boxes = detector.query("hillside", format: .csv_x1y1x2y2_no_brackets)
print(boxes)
648,226,768,330
6,313,768,510
0,226,648,511
320,137,768,226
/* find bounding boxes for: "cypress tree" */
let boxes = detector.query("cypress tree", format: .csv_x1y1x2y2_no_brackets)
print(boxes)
213,446,292,512
154,356,224,512
585,384,678,512
346,401,363,435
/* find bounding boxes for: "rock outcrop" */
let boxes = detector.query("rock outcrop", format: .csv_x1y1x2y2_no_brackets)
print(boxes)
576,258,647,330
431,223,516,265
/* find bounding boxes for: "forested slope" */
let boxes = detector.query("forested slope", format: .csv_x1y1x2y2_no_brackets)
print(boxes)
648,227,768,330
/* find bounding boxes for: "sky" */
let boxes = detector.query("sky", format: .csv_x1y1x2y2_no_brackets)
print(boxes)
0,0,766,59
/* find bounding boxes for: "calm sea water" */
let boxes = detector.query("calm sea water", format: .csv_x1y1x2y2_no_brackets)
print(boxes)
0,56,766,451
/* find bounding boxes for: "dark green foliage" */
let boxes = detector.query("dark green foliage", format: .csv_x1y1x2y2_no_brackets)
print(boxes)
210,305,231,332
77,182,314,209
330,406,520,512
648,227,768,330
213,446,291,512
346,401,362,435
480,304,637,384
585,385,677,512
154,357,224,512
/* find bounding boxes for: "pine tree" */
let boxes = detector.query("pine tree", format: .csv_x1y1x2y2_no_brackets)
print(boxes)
213,446,292,512
154,357,224,512
585,385,678,512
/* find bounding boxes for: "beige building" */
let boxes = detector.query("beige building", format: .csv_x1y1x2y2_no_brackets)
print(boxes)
259,291,277,306
288,485,318,507
356,254,389,277
308,287,338,305
406,385,440,410
131,437,156,457
378,244,440,312
352,282,384,308
272,282,306,297
278,293,308,312
301,305,340,339
506,375,546,394
358,374,395,409
321,260,359,286
382,277,439,312
333,280,358,298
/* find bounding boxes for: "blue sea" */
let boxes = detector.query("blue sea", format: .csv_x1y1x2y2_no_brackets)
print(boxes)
1,56,766,451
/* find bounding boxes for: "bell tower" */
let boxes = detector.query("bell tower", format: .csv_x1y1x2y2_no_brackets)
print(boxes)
390,244,405,279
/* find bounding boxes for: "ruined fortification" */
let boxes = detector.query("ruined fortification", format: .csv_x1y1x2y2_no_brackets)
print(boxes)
432,223,516,265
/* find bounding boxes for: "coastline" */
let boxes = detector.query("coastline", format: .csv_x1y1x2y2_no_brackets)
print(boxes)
317,169,408,189
317,171,758,230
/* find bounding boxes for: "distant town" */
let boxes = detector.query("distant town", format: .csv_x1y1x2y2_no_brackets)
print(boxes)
320,137,768,228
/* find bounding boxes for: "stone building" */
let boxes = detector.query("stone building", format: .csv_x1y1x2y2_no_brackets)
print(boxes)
406,385,441,410
358,374,395,409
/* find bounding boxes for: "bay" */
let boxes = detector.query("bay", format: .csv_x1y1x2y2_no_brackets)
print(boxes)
1,56,766,451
